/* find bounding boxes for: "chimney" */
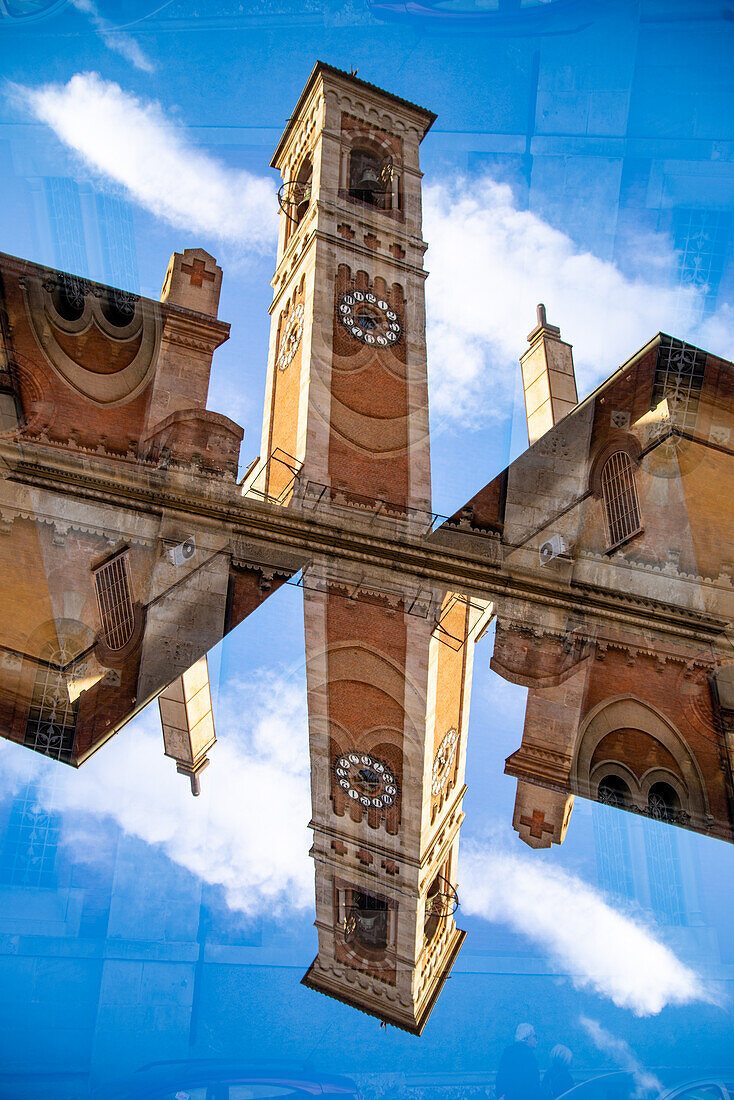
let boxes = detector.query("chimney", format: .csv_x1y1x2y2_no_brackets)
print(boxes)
520,304,578,446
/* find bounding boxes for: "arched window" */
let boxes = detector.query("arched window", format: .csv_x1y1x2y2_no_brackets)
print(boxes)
282,157,312,247
93,551,134,651
348,148,392,210
424,872,443,942
293,156,312,227
647,781,681,823
597,774,632,809
600,449,642,549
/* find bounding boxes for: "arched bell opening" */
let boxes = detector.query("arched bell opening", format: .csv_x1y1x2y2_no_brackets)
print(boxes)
293,156,313,226
423,870,459,943
344,889,389,953
348,147,393,210
279,154,313,246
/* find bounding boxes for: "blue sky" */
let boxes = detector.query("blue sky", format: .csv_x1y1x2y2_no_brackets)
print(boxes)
2,0,734,1085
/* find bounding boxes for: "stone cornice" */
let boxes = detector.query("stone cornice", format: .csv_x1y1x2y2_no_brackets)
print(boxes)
1,441,730,649
159,309,230,353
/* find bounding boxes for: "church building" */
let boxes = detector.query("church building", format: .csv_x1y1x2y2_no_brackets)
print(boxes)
1,62,733,1035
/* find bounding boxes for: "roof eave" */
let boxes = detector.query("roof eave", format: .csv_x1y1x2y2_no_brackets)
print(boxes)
270,61,437,170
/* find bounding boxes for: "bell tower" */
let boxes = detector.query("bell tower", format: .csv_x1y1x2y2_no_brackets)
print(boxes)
246,61,435,510
259,64,488,1032
301,565,490,1034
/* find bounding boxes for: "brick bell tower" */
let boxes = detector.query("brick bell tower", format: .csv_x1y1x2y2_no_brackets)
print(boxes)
257,63,489,1032
246,61,433,511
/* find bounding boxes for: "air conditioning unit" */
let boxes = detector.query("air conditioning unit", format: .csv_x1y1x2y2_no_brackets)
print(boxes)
169,535,196,566
539,533,566,566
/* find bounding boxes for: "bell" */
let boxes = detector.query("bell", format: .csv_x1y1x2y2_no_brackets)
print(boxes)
357,164,381,190
292,180,311,222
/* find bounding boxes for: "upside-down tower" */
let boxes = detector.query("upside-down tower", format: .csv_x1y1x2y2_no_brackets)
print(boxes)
254,63,489,1033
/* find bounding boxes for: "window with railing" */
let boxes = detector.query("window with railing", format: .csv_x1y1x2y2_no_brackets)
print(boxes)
601,450,642,550
93,551,134,650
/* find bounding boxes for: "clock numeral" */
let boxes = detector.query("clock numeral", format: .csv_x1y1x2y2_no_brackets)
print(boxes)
365,293,376,303
386,309,397,320
378,300,389,311
353,291,364,302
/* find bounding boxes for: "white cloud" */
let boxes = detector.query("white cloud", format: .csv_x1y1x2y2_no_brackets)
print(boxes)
0,670,313,918
70,0,155,73
459,841,712,1015
14,73,277,255
579,1017,662,1098
424,177,732,426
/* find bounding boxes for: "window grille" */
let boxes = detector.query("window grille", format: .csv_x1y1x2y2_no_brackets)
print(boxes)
24,646,77,763
0,781,60,888
673,208,731,320
601,450,642,549
651,336,706,435
94,552,134,650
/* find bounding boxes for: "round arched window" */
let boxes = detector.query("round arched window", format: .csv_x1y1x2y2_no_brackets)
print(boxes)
597,774,632,809
647,781,681,823
600,450,642,549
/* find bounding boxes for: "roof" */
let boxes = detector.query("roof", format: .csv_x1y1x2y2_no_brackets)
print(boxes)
270,61,437,168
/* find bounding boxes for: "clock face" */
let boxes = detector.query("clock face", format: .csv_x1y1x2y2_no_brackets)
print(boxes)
277,302,304,370
337,291,402,347
334,752,398,809
432,727,458,797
